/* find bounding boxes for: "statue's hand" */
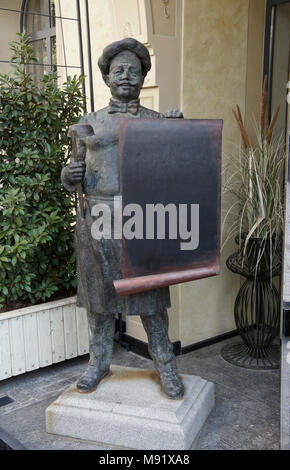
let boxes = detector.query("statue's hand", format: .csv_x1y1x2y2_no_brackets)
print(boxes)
164,108,184,119
68,161,86,184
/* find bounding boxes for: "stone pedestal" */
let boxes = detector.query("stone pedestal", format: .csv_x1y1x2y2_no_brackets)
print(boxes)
46,365,214,450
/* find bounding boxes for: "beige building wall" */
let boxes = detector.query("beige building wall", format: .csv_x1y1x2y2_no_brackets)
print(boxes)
180,0,266,346
0,1,22,74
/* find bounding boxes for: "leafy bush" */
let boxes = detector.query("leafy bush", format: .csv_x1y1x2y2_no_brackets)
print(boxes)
0,34,85,310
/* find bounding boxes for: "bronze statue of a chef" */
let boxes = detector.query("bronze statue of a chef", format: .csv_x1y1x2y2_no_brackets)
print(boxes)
61,38,184,399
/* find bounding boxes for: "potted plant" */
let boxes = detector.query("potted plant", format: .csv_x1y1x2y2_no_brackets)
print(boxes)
222,76,286,369
0,34,89,381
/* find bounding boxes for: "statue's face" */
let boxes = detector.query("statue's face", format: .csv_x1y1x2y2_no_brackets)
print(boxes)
105,50,144,102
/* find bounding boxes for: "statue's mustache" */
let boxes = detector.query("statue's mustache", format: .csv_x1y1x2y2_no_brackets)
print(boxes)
117,81,138,86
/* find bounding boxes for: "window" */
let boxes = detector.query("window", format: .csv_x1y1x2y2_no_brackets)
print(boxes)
22,0,57,81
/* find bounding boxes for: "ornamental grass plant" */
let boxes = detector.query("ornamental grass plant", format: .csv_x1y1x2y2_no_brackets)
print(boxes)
223,76,286,278
0,34,85,311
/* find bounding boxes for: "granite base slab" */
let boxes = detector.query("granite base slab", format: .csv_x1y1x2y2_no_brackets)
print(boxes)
46,365,215,450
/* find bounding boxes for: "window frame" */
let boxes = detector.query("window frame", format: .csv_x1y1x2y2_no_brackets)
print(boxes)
263,0,290,115
20,0,56,74
19,0,88,109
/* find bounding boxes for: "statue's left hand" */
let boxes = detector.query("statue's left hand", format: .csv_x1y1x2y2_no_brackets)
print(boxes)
164,108,184,119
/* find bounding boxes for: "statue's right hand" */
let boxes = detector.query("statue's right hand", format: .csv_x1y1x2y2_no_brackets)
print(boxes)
68,161,86,184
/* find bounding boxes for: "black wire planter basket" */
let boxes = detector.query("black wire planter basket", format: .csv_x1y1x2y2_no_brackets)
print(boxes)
221,235,281,369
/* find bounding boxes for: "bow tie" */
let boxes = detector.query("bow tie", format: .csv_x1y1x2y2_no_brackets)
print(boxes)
108,99,140,115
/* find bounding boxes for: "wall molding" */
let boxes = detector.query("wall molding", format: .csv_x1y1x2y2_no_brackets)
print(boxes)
121,329,240,359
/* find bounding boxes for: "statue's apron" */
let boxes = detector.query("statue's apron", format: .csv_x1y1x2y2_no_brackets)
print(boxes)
75,195,170,315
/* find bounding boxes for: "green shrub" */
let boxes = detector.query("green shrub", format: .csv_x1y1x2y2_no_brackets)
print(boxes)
0,34,85,310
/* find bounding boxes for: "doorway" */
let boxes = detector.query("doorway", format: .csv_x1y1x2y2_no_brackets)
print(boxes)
267,0,290,451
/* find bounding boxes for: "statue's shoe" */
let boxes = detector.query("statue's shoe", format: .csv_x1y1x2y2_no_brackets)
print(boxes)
76,366,110,393
153,360,185,400
159,370,185,400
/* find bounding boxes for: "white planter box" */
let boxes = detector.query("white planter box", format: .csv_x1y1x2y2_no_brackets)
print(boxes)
0,297,89,381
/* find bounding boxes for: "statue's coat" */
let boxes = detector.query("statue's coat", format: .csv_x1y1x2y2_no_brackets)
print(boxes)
62,105,171,315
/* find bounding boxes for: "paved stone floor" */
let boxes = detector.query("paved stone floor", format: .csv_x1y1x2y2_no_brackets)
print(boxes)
0,337,280,450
